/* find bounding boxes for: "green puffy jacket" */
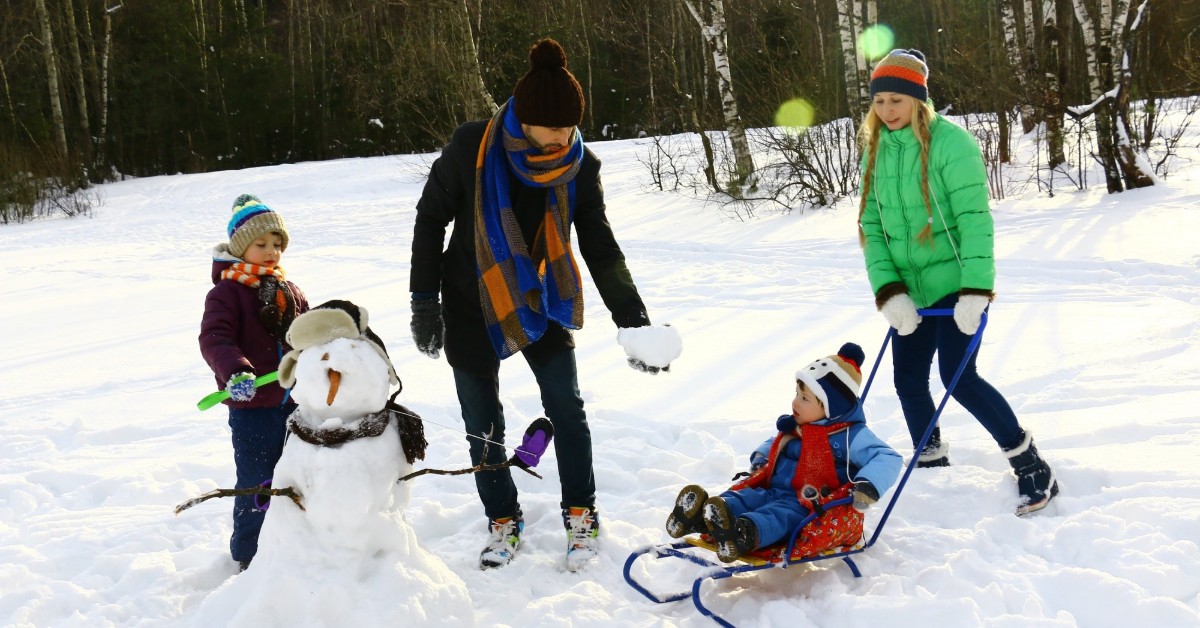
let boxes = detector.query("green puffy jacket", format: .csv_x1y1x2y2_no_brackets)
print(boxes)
859,115,995,308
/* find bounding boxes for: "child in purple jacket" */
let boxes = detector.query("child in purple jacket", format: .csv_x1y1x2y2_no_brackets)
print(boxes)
199,194,309,570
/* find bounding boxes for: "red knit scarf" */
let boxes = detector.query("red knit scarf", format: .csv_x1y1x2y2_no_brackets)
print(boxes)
796,422,847,494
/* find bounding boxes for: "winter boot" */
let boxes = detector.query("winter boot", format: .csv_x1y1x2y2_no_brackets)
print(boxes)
238,559,252,573
665,485,709,538
479,516,523,569
917,428,950,468
563,506,600,572
703,496,754,563
1004,430,1060,516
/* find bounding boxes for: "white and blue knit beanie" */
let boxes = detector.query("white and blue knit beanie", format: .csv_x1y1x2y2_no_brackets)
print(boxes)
795,342,866,420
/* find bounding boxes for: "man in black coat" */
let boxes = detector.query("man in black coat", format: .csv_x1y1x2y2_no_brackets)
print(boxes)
409,38,679,571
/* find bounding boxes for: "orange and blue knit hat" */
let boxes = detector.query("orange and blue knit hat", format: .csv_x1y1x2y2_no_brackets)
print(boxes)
870,49,929,102
227,194,288,258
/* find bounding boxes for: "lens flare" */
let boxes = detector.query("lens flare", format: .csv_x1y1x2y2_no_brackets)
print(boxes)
859,24,895,61
775,98,815,130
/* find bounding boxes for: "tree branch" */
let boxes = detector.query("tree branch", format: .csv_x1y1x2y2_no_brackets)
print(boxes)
174,486,305,514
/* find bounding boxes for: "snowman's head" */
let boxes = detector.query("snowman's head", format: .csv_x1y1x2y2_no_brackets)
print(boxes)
280,300,398,386
289,336,393,419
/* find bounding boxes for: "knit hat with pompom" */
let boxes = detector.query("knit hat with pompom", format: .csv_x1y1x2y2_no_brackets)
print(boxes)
869,49,929,102
795,342,866,420
512,38,585,128
227,194,288,259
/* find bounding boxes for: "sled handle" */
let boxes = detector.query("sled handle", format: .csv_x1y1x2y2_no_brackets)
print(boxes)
862,307,989,550
859,308,984,402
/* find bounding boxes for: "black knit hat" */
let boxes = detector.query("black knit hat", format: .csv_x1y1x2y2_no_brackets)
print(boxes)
512,38,585,128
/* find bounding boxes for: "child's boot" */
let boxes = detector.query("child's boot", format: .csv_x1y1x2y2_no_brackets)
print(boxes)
1004,430,1059,516
703,496,755,563
665,485,708,538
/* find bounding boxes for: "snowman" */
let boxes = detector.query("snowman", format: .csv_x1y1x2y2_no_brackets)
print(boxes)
194,300,474,627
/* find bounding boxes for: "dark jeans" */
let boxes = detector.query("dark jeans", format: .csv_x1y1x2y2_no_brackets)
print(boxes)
227,404,292,562
453,348,594,521
892,293,1024,452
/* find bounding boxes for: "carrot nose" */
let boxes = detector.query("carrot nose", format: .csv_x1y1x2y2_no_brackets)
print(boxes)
326,369,341,406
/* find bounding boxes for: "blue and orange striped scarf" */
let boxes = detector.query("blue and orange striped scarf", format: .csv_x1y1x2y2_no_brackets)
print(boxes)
474,98,585,359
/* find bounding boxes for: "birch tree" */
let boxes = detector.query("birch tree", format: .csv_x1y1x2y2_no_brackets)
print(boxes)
1069,0,1153,192
458,0,496,117
62,0,91,161
95,3,120,175
1038,0,1067,167
1001,0,1036,131
34,0,69,162
682,0,755,184
836,0,861,120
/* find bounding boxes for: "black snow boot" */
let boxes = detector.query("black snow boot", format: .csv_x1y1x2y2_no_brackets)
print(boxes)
665,485,709,538
1004,430,1059,516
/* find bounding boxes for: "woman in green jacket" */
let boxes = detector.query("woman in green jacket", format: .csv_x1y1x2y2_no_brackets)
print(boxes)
857,49,1058,516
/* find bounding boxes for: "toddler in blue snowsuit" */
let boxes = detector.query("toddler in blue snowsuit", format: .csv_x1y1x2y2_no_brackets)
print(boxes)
666,342,902,562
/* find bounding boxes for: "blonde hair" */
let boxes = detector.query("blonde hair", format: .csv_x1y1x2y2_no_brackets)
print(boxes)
857,96,938,246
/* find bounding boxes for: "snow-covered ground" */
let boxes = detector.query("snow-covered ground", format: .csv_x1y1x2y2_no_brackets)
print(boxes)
2,120,1199,627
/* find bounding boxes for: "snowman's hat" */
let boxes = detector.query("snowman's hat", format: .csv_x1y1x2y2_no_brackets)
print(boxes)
279,300,399,389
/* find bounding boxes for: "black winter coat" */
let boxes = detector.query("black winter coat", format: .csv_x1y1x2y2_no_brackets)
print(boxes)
410,120,649,374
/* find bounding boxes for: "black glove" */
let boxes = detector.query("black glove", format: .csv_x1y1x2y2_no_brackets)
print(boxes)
852,480,880,512
627,357,669,374
410,298,444,359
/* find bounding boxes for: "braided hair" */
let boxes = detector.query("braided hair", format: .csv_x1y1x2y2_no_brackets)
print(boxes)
857,96,938,247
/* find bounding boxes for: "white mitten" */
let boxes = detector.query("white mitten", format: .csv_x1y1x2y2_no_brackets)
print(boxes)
879,293,921,336
953,294,990,335
617,324,682,374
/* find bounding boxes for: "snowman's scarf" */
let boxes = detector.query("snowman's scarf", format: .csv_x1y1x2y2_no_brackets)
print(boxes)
285,396,427,465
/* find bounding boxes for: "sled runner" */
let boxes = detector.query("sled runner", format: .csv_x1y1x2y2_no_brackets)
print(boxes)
623,309,987,627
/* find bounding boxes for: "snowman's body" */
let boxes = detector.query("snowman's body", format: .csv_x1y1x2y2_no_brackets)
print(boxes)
196,330,473,627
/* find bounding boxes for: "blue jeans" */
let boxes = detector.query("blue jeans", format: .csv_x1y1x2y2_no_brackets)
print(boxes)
227,404,292,562
892,293,1025,451
453,348,594,520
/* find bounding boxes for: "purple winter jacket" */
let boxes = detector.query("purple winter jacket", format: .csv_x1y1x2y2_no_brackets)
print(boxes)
199,259,309,408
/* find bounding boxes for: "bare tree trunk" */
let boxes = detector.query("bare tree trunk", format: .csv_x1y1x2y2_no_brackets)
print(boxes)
63,0,93,168
1042,0,1066,168
855,0,876,112
1069,0,1153,191
682,0,755,183
458,0,497,116
836,0,861,120
96,5,118,176
645,4,657,131
34,0,70,162
577,0,595,132
1071,0,1123,192
1002,0,1035,134
1114,0,1154,188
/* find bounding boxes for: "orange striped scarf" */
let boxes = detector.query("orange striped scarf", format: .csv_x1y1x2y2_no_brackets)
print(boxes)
220,263,296,339
220,262,285,288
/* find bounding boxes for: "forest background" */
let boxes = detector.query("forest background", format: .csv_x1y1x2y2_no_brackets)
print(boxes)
3,0,1199,220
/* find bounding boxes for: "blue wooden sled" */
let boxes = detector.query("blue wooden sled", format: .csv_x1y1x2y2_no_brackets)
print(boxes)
623,309,987,627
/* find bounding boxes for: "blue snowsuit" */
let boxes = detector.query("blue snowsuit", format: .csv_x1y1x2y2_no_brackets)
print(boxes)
721,402,901,549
